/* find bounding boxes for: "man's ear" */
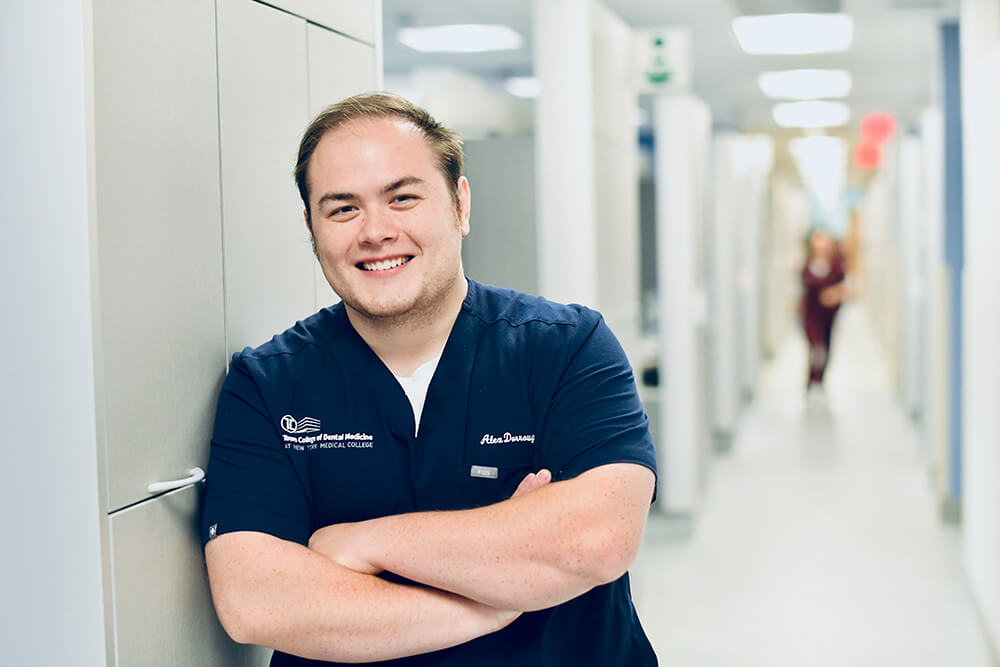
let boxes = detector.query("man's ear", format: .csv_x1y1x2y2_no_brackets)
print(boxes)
457,176,471,237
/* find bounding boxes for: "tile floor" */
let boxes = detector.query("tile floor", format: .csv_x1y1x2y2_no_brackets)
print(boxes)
629,304,998,666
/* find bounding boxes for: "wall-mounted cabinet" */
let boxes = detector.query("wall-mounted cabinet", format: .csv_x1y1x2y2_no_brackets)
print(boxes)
83,0,379,662
92,0,227,519
263,0,378,44
217,0,315,352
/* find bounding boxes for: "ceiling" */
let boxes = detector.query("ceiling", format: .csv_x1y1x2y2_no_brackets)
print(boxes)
381,0,960,132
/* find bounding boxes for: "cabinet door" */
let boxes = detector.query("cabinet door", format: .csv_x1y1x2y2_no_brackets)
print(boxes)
264,0,377,43
92,0,227,512
109,485,269,666
217,0,316,354
306,24,379,308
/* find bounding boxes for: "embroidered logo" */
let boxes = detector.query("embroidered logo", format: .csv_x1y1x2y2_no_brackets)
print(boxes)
480,432,536,446
282,431,375,452
281,414,321,434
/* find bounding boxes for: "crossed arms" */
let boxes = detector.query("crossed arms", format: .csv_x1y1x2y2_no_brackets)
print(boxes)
205,462,655,663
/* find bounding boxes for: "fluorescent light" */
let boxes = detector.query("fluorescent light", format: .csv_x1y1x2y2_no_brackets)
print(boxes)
505,76,540,99
398,24,523,54
773,101,850,128
732,14,853,55
758,69,852,100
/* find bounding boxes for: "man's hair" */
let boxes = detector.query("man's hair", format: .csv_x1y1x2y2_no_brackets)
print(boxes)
295,92,464,220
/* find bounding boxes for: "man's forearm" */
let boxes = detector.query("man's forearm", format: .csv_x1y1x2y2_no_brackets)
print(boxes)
206,531,518,662
311,463,655,612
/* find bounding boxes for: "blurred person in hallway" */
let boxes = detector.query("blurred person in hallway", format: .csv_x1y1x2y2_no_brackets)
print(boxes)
800,228,848,393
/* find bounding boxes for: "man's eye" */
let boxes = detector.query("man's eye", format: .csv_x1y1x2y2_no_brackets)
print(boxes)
393,194,417,204
329,206,356,219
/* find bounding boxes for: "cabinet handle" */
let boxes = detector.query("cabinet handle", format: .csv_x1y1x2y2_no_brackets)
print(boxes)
147,467,206,494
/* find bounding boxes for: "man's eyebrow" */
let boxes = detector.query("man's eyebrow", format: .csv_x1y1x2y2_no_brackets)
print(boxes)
380,176,425,195
315,177,426,208
316,191,355,207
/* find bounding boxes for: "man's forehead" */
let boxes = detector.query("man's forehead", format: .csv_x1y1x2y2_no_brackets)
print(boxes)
307,117,441,190
324,115,424,145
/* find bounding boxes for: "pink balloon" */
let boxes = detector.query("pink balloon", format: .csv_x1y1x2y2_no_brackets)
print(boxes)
860,113,897,144
853,141,881,170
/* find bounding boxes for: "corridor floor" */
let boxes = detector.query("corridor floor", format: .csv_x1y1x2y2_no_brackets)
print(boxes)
629,304,997,666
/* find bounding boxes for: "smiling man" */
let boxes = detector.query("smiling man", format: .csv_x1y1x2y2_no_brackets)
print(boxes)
201,93,658,666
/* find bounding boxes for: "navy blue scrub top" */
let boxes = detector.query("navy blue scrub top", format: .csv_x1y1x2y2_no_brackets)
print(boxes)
202,279,659,666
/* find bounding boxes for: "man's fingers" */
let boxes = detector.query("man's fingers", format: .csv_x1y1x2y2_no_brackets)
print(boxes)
511,473,536,498
511,469,552,499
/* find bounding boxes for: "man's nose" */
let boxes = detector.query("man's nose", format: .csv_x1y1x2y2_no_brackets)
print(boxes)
357,207,398,245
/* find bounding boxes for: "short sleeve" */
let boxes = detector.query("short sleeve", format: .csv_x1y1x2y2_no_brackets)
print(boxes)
539,316,658,496
200,354,312,547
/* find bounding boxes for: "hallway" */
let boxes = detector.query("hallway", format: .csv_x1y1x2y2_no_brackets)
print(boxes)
630,304,996,666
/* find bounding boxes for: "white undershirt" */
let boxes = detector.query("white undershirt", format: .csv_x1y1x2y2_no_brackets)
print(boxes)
392,353,442,436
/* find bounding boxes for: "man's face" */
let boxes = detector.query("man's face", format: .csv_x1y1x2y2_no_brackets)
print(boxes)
305,117,470,325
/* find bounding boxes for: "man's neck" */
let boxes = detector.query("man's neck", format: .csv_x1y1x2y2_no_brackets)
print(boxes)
347,276,468,378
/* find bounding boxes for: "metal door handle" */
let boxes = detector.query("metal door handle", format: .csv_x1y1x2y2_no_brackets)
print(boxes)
147,467,205,494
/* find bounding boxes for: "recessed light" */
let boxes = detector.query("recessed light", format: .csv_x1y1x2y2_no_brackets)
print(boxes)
504,76,540,99
732,14,853,55
397,24,524,54
758,69,852,100
773,101,851,128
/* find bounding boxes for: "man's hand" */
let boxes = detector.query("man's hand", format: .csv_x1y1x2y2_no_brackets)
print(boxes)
510,468,552,499
819,283,847,307
309,469,553,574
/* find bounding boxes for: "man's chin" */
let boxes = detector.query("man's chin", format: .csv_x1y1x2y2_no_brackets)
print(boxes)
345,296,416,322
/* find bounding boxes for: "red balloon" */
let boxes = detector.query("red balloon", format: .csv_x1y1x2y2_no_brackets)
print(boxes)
860,113,896,143
854,141,881,170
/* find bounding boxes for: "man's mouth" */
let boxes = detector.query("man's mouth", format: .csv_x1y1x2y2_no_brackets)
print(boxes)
358,256,413,272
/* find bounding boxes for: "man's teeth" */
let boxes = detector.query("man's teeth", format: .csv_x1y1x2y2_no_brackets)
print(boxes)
362,257,409,271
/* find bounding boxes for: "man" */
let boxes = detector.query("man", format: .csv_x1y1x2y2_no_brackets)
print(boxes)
202,93,658,666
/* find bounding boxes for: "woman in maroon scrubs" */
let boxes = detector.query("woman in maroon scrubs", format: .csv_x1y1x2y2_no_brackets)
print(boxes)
801,229,847,391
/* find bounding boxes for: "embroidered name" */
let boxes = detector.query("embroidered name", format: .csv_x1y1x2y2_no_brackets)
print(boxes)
480,432,535,446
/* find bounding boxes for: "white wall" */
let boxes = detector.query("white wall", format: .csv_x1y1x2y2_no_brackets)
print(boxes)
761,175,809,357
533,0,641,365
896,136,926,421
736,137,774,400
654,95,711,512
710,135,742,439
917,108,952,504
533,0,599,311
0,2,109,664
860,156,901,386
960,0,1000,653
710,134,773,432
462,136,539,294
591,0,641,365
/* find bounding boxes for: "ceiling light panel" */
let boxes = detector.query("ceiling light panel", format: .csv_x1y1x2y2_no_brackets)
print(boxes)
772,100,851,128
397,24,524,54
732,13,853,54
505,76,541,99
758,69,852,99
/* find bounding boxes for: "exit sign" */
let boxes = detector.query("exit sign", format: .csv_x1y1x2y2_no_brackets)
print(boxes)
635,27,692,94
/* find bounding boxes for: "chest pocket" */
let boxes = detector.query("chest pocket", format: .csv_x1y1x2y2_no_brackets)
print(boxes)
460,397,539,508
